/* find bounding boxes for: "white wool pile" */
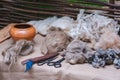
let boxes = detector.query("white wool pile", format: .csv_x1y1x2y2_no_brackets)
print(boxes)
69,9,118,42
49,16,75,34
27,9,119,42
27,16,57,35
27,16,75,36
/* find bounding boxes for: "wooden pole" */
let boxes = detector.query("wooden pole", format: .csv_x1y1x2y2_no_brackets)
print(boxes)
109,0,115,11
109,0,115,18
109,0,115,4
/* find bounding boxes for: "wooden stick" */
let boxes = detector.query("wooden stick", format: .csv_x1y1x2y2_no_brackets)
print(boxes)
21,53,59,65
4,6,76,18
84,0,120,9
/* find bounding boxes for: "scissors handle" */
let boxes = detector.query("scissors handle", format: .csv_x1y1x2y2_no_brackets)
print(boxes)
47,62,55,66
47,58,65,68
47,61,62,68
37,57,56,66
54,62,62,68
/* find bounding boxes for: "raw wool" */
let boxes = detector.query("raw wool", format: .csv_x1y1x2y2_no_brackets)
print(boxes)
27,16,76,36
27,9,118,41
49,16,76,36
27,20,37,26
2,39,34,70
94,28,120,50
89,48,120,69
69,9,119,48
40,27,72,55
27,16,57,35
62,37,93,64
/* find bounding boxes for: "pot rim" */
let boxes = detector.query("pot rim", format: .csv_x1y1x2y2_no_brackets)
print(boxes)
13,23,33,29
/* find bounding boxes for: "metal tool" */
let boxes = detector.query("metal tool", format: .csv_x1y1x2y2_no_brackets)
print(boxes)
22,52,59,72
47,57,65,68
37,57,56,66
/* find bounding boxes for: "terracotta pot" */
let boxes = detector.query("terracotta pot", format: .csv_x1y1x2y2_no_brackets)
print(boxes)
9,23,36,41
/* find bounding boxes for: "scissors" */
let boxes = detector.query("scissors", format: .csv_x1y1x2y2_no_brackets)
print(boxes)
47,57,65,68
37,57,56,66
37,57,65,68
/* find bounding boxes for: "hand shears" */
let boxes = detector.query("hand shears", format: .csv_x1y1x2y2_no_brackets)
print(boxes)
37,57,65,68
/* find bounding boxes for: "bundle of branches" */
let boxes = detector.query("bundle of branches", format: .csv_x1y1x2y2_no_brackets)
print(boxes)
0,0,119,28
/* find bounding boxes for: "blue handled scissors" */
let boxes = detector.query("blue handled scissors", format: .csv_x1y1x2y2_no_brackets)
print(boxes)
47,57,65,68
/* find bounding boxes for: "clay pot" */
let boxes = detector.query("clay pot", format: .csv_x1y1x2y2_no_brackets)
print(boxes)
9,23,36,41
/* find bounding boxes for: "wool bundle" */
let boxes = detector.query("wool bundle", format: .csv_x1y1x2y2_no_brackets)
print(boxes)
94,28,120,50
62,37,93,64
2,39,33,70
27,16,75,36
69,9,119,48
40,27,71,55
27,16,57,35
